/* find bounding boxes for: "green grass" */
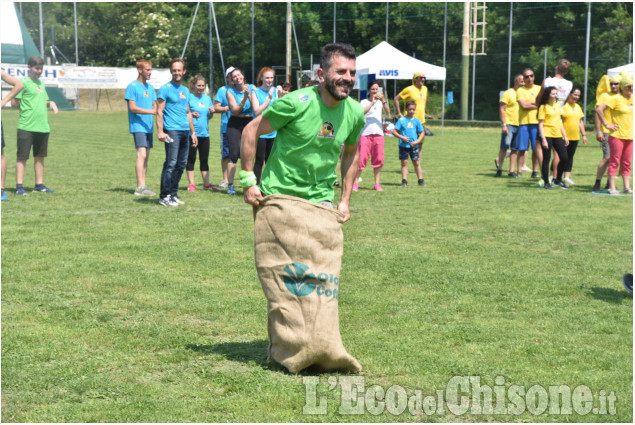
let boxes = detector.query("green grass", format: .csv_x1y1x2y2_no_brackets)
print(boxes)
1,110,632,422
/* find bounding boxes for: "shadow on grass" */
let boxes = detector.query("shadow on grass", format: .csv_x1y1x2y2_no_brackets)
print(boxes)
588,287,632,304
186,340,285,372
185,341,360,375
106,188,135,195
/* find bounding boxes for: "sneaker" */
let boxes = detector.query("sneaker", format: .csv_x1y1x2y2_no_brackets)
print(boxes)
418,179,425,187
374,184,383,191
521,166,532,172
15,186,27,196
159,196,178,207
134,186,156,196
530,171,538,178
352,182,359,192
537,179,545,188
333,180,340,187
544,183,554,190
508,172,517,178
227,184,236,195
564,177,575,186
622,273,633,294
592,181,601,192
553,179,569,190
171,194,185,205
549,177,554,184
218,181,228,189
1,189,7,201
399,179,408,187
495,170,502,178
33,184,54,193
204,183,219,192
358,177,362,183
188,184,196,192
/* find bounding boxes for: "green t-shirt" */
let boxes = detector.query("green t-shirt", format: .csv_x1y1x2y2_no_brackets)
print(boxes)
16,78,50,133
260,87,365,203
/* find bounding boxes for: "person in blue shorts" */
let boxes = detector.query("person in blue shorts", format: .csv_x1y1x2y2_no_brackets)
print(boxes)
156,58,198,207
125,59,157,196
516,68,542,179
213,67,234,188
392,100,425,187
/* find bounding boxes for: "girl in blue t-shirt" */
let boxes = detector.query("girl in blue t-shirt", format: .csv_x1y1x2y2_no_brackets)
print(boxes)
186,75,218,192
225,68,255,194
250,67,278,184
393,100,425,187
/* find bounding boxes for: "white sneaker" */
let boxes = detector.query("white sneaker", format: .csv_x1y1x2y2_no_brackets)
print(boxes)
564,177,575,185
218,181,228,189
135,186,156,196
171,195,184,205
159,196,178,207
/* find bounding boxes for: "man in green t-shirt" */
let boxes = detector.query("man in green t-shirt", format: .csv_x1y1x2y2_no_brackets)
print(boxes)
240,43,364,221
12,56,58,195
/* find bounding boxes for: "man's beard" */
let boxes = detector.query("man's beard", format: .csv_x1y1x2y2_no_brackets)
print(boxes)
324,77,354,101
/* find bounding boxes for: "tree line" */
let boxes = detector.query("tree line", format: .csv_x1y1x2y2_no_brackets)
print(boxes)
16,2,633,120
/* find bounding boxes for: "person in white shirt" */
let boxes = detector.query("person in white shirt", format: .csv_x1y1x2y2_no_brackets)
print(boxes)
354,81,390,191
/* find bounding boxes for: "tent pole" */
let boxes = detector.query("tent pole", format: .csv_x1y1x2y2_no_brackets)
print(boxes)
181,2,200,59
211,2,225,74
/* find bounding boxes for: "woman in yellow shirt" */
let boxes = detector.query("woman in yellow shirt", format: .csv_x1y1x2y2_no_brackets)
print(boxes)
596,74,633,195
560,88,588,185
538,87,569,190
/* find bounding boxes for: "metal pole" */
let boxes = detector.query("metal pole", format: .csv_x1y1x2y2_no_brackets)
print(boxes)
583,2,591,125
38,2,44,57
507,2,513,85
333,2,336,43
461,1,470,120
208,1,213,94
442,2,447,135
471,53,476,120
74,2,80,108
251,2,255,83
292,16,302,71
181,2,200,59
286,2,292,83
543,47,547,80
629,43,632,64
211,2,225,73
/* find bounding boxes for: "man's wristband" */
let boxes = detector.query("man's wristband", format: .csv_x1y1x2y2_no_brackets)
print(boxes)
239,170,257,189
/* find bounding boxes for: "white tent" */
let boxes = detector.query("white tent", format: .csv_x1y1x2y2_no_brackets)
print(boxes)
356,41,446,81
608,64,634,78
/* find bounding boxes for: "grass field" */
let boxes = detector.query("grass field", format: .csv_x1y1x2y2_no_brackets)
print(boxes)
1,110,632,422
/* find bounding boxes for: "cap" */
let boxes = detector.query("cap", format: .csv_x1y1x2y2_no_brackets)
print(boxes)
225,66,235,77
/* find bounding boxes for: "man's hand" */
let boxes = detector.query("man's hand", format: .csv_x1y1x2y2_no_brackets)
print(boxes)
158,131,168,142
243,185,264,207
337,201,351,223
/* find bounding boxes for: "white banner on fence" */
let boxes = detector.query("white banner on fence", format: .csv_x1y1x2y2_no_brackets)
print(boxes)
1,63,172,89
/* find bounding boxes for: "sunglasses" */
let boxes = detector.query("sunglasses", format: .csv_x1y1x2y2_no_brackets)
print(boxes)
417,77,426,80
523,74,534,78
610,82,620,86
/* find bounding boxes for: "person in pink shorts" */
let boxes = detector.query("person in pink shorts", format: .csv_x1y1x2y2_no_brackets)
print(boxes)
596,73,633,195
354,81,390,191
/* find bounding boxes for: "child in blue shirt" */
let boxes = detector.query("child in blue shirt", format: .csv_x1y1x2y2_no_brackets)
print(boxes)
393,100,425,187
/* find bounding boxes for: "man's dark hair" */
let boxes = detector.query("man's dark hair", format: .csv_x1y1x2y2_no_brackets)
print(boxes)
320,43,356,71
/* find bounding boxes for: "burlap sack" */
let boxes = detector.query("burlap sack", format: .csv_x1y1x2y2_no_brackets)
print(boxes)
253,194,362,374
